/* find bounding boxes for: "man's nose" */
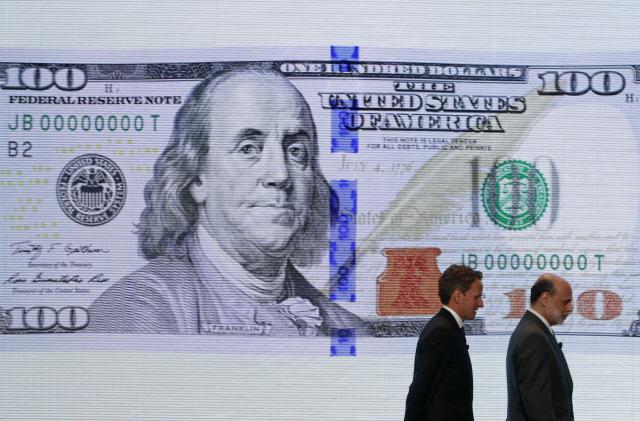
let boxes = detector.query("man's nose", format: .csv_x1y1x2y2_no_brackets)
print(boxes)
478,297,485,308
260,142,291,189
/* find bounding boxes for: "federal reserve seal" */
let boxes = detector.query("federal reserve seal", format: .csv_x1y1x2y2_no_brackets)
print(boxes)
57,154,126,226
481,160,548,230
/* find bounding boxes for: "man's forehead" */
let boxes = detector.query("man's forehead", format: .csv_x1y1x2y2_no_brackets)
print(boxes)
198,72,316,145
213,73,303,102
206,73,310,123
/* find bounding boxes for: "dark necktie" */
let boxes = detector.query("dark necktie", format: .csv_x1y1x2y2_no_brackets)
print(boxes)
551,330,563,351
461,326,469,349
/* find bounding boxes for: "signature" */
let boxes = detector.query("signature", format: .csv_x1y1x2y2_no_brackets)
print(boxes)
9,241,110,261
4,272,109,284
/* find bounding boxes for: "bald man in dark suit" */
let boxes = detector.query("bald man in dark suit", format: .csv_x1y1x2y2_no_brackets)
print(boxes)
404,264,484,421
506,274,574,421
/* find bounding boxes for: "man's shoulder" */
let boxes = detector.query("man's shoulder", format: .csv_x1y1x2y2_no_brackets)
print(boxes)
420,310,458,340
86,257,199,333
426,309,457,329
509,312,552,348
514,311,548,333
413,312,461,357
91,257,198,308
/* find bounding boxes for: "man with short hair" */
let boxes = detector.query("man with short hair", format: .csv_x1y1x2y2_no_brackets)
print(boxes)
88,68,364,336
404,264,484,421
506,273,574,421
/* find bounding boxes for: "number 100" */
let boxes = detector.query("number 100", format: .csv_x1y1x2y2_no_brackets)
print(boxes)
3,306,89,332
538,70,625,96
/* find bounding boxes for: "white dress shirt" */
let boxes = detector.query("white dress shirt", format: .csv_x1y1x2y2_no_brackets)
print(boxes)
442,305,464,328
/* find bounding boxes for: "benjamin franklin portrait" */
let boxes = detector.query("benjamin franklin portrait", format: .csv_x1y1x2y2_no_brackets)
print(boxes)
87,68,365,336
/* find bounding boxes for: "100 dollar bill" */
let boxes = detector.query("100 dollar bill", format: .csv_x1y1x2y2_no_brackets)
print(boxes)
1,48,639,341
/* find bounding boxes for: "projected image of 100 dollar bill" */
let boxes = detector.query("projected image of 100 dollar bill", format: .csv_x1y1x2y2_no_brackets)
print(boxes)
1,49,639,338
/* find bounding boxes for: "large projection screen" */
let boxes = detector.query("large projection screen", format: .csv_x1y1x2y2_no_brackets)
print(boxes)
1,2,639,420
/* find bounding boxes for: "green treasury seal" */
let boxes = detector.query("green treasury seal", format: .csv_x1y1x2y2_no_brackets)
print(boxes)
481,160,548,230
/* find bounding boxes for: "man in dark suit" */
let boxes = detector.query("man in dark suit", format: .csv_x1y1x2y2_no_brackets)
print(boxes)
506,274,574,421
404,264,484,421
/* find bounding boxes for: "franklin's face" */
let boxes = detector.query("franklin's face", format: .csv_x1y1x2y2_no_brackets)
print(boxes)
190,73,316,257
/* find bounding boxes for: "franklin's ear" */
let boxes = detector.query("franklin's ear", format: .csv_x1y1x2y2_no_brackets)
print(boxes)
189,177,206,204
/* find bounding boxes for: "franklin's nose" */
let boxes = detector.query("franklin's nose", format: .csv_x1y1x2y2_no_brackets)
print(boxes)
260,141,291,190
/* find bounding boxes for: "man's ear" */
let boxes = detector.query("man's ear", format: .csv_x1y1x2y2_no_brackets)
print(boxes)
539,291,551,307
189,176,206,204
451,289,462,304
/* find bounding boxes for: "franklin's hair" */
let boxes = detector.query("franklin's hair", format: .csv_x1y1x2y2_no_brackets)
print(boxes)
136,68,330,266
438,264,483,304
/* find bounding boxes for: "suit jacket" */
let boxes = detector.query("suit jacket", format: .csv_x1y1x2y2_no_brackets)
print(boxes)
404,308,474,421
87,235,365,335
506,311,574,421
